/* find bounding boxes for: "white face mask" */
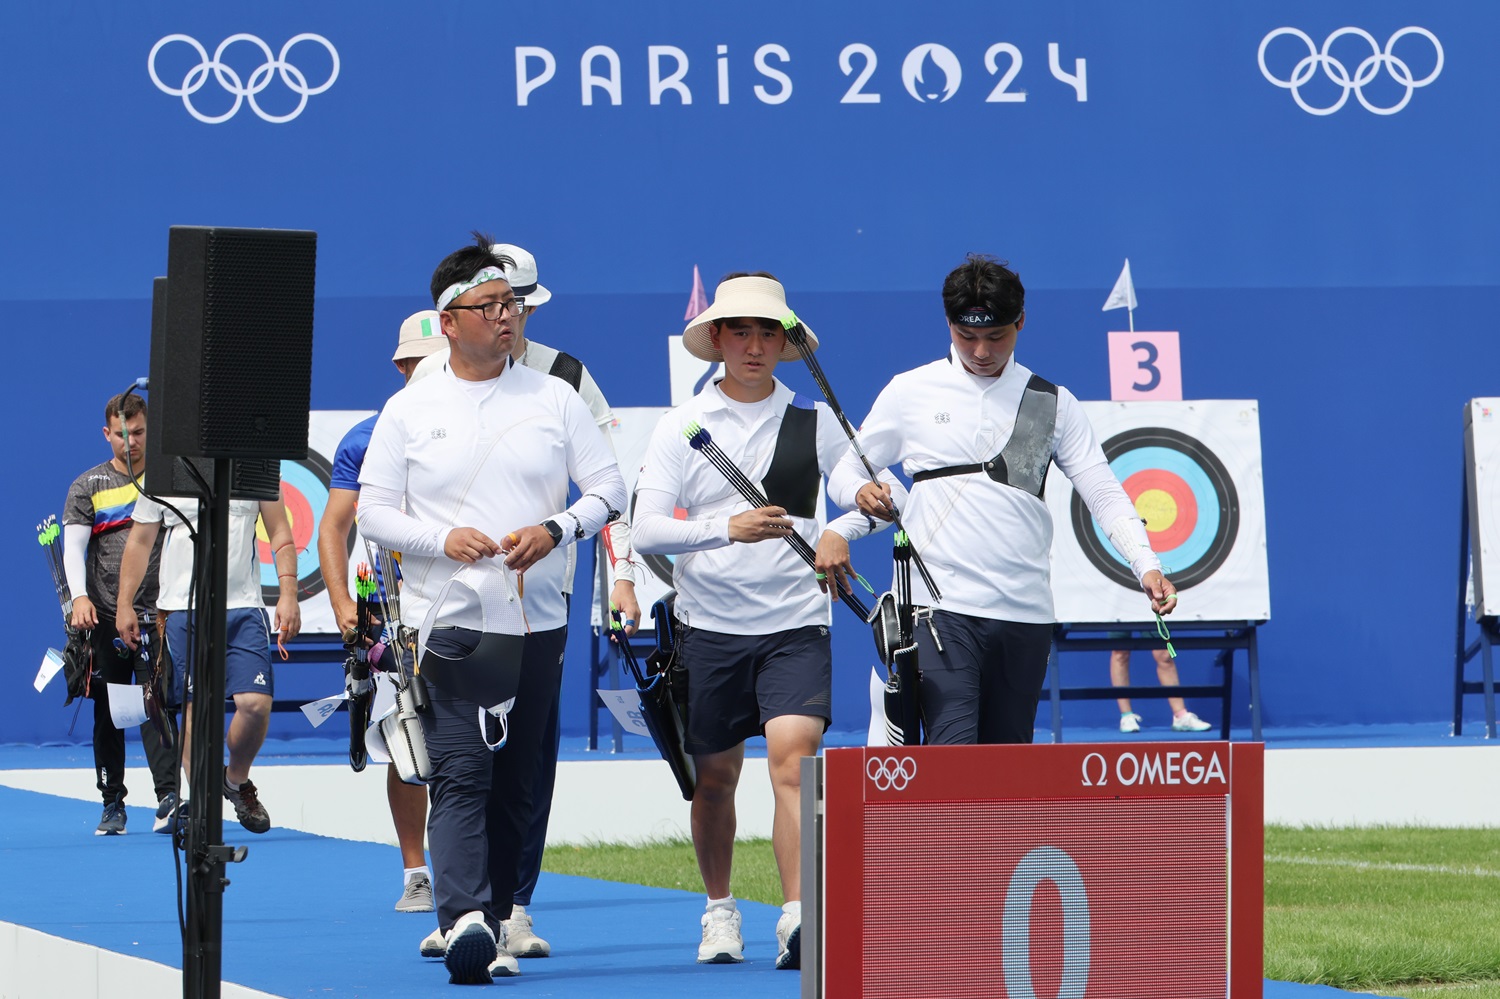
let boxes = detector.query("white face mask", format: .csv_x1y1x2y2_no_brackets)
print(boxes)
417,560,529,750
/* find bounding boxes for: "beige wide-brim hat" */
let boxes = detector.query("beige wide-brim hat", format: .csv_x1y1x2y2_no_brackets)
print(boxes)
392,310,448,361
681,276,819,362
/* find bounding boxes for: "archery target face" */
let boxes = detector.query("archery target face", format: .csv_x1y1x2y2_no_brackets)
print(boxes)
1046,401,1269,624
1466,399,1500,616
258,411,375,634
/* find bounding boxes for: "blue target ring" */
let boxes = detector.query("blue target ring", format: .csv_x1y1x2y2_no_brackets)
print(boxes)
1089,446,1221,572
259,450,337,602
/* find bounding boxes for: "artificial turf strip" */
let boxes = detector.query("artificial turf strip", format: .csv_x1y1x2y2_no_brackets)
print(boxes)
547,827,1500,995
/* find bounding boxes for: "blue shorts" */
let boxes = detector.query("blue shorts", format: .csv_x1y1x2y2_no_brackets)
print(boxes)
678,624,832,755
166,607,275,701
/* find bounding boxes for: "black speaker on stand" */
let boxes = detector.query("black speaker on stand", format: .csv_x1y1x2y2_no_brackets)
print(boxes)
150,227,316,999
144,278,283,501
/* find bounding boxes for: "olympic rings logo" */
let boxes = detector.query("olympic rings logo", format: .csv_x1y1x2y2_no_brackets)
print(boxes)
866,755,917,791
148,34,340,124
1257,27,1442,116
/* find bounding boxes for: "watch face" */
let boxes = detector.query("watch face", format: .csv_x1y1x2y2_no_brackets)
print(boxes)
544,520,564,543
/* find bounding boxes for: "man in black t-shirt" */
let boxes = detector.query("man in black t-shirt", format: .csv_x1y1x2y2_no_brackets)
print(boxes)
62,392,177,835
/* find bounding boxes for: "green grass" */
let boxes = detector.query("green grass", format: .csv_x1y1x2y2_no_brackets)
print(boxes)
543,836,786,907
544,826,1500,995
1266,826,1500,994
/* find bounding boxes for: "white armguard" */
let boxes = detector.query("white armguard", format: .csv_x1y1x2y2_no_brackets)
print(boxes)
1105,515,1163,584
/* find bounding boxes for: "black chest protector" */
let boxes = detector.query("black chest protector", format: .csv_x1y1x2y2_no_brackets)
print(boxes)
547,350,584,391
910,373,1059,499
758,396,820,518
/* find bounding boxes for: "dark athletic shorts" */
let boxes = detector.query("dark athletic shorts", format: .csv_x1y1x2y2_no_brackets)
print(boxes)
167,607,275,701
679,624,832,755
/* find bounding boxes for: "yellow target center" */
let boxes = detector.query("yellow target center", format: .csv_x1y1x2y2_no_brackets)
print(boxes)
254,511,295,544
1134,489,1178,532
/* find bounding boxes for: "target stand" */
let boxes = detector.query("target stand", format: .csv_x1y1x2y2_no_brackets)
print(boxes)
1452,399,1500,738
1044,401,1270,741
1046,622,1263,741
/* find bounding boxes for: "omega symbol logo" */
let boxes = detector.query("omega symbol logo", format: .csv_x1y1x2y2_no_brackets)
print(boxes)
1257,27,1442,116
867,755,917,791
902,44,962,103
148,33,340,124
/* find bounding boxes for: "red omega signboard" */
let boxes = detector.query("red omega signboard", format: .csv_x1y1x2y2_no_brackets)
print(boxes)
807,742,1262,999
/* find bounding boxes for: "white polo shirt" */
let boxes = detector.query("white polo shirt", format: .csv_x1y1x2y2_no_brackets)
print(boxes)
828,349,1127,624
131,495,267,612
358,359,624,633
634,378,879,635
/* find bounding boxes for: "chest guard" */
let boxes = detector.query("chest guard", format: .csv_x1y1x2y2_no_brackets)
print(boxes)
910,374,1059,499
547,350,584,391
759,395,820,519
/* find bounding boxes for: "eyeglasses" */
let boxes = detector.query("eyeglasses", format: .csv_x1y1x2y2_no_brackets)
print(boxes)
446,297,526,322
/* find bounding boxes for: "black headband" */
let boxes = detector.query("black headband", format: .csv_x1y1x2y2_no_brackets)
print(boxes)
954,305,1021,327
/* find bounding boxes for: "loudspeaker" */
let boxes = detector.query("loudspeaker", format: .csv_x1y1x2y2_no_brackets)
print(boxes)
156,226,316,460
145,277,283,502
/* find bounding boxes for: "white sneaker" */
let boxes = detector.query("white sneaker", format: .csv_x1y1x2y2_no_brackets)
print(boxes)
444,911,495,985
1119,712,1142,734
697,906,744,964
419,927,445,958
775,903,801,970
488,924,520,977
502,904,551,958
1172,711,1213,732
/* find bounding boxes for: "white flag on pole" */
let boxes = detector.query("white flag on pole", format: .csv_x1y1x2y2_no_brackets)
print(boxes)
1102,259,1138,312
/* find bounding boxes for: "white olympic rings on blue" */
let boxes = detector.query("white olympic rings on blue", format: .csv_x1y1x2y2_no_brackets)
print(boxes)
148,34,340,124
1258,27,1442,116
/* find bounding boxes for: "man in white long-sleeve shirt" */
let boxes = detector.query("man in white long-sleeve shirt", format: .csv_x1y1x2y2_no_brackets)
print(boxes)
411,243,642,959
357,235,626,986
633,273,879,972
828,254,1178,745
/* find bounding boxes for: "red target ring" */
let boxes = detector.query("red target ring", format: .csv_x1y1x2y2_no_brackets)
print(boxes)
258,483,315,563
1121,468,1197,552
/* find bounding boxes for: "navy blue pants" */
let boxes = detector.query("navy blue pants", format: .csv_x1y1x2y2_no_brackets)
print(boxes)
914,610,1053,745
422,626,567,936
511,648,562,908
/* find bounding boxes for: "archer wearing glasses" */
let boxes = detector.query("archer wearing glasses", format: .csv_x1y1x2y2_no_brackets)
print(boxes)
445,297,527,322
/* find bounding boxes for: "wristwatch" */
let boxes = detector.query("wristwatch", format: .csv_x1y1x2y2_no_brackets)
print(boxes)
541,519,564,546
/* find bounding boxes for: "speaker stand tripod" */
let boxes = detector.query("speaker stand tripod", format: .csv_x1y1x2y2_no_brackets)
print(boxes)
182,459,248,999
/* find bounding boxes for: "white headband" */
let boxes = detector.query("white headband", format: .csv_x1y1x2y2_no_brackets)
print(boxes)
436,266,507,312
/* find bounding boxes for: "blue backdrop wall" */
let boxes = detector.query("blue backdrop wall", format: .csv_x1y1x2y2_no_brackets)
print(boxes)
2,1,1496,744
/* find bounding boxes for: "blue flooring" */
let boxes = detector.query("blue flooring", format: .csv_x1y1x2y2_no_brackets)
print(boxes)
0,784,794,997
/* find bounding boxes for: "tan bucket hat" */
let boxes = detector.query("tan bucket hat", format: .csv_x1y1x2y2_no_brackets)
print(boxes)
681,276,819,362
392,310,448,361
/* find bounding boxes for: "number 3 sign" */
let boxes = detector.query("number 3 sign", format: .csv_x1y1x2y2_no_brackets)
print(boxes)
1108,330,1182,401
